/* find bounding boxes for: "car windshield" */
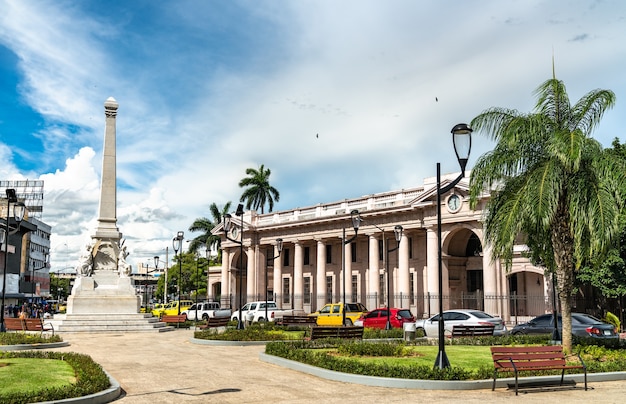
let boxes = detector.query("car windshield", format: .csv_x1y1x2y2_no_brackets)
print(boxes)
469,311,494,319
398,310,413,318
572,313,602,324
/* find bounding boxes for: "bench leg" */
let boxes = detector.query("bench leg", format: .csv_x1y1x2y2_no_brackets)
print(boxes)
492,370,497,391
514,371,518,396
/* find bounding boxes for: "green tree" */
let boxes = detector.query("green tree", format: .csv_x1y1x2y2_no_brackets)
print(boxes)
468,76,622,352
239,164,280,213
188,202,232,261
155,252,208,301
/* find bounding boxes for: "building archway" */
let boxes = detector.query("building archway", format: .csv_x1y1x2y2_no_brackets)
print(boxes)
444,228,484,310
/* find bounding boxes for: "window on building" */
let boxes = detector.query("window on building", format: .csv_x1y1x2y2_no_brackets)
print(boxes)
266,246,274,266
408,237,413,259
351,274,358,302
378,239,384,261
303,277,311,304
379,273,385,305
326,275,333,303
282,278,290,304
351,242,357,263
326,244,332,264
283,248,290,267
304,246,310,266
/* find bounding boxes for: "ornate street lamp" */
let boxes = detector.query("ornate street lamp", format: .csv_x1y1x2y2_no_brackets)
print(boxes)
265,238,283,321
172,231,184,315
224,203,245,329
434,123,472,369
1,189,27,332
385,225,403,330
342,210,362,326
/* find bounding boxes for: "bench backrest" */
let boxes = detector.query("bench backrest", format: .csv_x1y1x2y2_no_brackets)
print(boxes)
310,326,364,340
4,318,24,331
23,318,44,331
281,315,317,324
162,315,187,322
206,316,230,326
452,324,494,337
491,346,567,370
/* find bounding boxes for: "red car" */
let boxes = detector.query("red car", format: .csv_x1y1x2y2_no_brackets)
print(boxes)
359,308,415,329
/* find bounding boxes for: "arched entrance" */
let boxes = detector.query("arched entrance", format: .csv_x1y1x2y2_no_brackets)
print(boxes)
444,229,484,310
228,249,248,309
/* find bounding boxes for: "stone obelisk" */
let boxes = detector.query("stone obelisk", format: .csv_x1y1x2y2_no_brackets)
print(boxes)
66,97,140,315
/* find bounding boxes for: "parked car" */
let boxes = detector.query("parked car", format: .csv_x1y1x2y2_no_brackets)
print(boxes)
415,309,507,337
162,300,194,317
150,303,166,317
183,301,231,321
230,301,294,324
358,308,415,329
510,313,618,339
309,302,368,326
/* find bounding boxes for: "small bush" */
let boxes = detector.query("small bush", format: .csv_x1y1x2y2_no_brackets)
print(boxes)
0,332,62,345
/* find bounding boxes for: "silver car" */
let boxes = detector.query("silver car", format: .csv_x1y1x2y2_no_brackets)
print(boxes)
415,309,507,337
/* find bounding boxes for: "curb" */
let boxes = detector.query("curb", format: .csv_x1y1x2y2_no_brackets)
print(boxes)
259,352,626,390
0,341,71,351
190,337,268,346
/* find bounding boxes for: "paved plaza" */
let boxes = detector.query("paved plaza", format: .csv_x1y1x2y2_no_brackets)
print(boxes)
53,329,626,403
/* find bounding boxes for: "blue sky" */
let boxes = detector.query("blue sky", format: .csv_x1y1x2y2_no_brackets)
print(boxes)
0,0,624,272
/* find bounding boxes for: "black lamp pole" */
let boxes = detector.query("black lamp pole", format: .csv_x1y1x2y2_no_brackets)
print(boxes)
385,225,403,330
342,210,362,327
434,123,472,369
172,231,184,315
265,238,283,321
224,204,245,329
1,189,26,332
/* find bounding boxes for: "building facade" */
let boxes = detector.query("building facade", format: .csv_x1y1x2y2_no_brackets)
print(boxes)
213,173,552,324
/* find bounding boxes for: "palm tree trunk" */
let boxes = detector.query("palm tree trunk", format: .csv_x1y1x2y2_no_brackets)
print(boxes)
552,204,575,353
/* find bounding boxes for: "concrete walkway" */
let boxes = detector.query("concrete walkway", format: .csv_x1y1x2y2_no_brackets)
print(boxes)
53,329,626,403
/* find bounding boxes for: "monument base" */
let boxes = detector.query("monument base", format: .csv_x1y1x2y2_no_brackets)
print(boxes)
67,271,140,315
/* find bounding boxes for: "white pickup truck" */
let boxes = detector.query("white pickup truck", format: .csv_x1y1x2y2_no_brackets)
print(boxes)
231,301,293,324
182,301,231,321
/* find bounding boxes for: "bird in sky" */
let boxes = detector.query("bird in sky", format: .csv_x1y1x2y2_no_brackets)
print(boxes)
316,133,319,138
435,97,438,102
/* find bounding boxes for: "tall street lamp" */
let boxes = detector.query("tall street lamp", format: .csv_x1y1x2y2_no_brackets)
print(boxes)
224,203,245,329
1,189,27,332
265,238,283,321
342,210,362,326
385,226,403,330
434,123,472,369
172,231,184,315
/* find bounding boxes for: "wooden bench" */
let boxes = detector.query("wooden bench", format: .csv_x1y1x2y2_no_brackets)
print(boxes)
161,314,188,325
491,346,587,395
277,315,318,327
310,326,364,340
3,318,54,336
452,324,494,337
198,316,231,329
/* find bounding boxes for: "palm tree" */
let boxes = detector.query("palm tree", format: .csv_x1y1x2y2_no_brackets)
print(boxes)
188,202,232,259
239,164,280,213
468,76,622,352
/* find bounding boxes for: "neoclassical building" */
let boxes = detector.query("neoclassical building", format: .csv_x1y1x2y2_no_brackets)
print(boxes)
211,172,551,323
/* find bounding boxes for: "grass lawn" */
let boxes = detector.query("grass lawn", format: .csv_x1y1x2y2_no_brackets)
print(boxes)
350,345,493,370
0,358,76,395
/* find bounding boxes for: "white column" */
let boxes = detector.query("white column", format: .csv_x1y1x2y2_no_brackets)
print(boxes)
273,244,283,308
344,241,352,302
294,241,304,312
221,249,230,308
426,227,439,315
397,232,410,307
482,242,498,317
246,246,255,301
316,240,326,311
368,234,380,309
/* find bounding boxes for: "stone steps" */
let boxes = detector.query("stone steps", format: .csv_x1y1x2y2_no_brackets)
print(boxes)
54,313,175,333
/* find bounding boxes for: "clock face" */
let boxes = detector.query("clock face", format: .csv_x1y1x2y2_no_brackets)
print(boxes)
447,194,461,212
230,227,239,239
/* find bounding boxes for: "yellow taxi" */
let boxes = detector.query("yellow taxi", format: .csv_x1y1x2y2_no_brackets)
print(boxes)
150,303,167,317
163,300,193,317
309,302,367,326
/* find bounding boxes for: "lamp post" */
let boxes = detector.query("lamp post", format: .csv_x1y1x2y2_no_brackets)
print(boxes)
385,226,404,330
224,203,245,329
1,189,27,332
172,231,184,315
341,210,362,326
434,123,472,369
265,238,283,321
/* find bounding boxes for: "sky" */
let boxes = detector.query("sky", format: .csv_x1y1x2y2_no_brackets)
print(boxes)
0,0,624,273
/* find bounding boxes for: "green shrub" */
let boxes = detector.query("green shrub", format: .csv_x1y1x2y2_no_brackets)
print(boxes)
0,351,110,403
0,332,62,345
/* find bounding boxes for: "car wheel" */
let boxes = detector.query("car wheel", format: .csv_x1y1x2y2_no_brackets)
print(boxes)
202,314,209,321
258,317,266,322
344,319,353,326
416,327,426,337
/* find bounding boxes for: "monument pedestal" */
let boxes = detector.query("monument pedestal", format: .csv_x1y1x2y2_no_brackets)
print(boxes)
67,271,140,315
